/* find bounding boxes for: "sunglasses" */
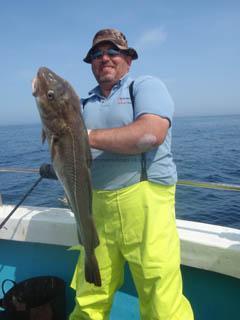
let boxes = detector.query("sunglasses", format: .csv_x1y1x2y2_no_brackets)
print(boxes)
90,48,124,61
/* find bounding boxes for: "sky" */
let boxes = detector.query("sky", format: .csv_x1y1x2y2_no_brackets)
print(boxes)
0,0,239,125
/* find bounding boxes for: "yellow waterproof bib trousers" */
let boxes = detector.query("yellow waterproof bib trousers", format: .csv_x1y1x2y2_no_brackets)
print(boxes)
69,181,194,320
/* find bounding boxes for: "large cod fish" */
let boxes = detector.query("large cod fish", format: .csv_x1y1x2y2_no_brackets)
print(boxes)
32,67,101,286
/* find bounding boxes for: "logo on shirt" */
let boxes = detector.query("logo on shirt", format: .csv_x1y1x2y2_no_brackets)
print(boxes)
117,97,131,104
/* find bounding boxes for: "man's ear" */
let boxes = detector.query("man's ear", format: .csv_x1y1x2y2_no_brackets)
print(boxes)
126,56,133,67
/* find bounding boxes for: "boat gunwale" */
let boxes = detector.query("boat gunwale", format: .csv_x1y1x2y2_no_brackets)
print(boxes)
1,204,240,279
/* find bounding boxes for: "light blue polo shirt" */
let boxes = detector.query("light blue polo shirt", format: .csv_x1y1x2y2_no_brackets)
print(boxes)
82,74,177,190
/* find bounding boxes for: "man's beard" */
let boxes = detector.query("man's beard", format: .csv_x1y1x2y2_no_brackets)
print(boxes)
98,73,115,83
93,63,116,84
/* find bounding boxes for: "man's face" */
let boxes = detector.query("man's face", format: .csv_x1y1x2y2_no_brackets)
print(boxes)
91,43,132,86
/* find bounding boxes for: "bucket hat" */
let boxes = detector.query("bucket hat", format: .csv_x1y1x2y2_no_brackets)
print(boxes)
83,28,138,63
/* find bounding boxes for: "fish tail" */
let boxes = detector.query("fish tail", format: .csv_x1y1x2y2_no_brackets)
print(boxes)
85,254,102,287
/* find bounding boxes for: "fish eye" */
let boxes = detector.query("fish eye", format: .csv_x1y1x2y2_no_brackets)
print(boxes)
47,90,55,100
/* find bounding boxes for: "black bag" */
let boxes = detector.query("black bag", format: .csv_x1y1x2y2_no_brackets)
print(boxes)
0,276,66,320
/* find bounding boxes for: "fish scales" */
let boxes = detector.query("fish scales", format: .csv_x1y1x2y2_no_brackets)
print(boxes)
32,67,101,286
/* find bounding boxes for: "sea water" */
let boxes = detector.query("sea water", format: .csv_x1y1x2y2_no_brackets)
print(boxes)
0,114,240,228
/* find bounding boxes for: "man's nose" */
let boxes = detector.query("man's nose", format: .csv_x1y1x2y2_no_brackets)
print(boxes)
102,53,111,61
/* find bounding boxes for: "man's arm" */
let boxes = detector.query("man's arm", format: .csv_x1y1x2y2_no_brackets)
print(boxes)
88,114,169,154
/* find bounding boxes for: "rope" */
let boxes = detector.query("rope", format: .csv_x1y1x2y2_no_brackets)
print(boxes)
0,176,43,230
177,179,240,192
0,167,39,173
1,167,240,191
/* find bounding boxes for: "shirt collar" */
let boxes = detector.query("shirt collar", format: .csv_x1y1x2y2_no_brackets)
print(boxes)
88,73,131,97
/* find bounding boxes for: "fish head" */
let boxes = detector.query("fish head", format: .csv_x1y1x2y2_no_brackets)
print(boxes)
32,67,81,136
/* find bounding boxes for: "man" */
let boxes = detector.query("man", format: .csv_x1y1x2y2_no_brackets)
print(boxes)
70,28,194,320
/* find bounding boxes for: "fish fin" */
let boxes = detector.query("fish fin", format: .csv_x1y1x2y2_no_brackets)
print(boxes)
50,135,59,160
86,147,92,168
64,193,84,246
41,129,46,144
77,229,83,246
85,253,102,287
64,193,72,209
84,168,94,219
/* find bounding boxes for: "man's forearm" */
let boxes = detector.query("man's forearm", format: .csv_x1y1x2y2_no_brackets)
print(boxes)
88,114,169,154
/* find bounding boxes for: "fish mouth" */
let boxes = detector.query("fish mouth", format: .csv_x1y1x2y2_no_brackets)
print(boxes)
32,67,49,97
32,77,38,97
